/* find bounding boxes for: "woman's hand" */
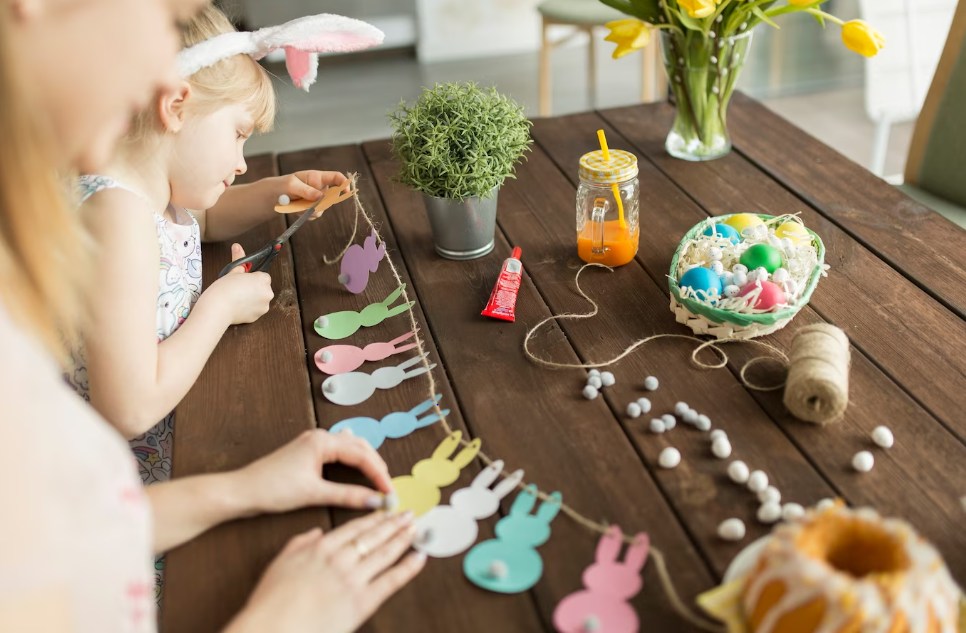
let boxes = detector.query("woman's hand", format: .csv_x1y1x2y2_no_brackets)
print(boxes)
228,512,426,633
237,429,394,516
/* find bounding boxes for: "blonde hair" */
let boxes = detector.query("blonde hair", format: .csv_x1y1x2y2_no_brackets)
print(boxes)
0,10,90,363
130,6,276,141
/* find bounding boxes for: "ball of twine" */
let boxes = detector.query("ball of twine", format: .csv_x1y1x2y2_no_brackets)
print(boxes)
783,323,851,424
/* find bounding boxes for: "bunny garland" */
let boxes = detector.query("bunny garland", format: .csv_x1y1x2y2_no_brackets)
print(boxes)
340,229,386,294
391,431,482,517
177,14,385,91
314,285,414,340
463,485,563,594
414,460,525,559
329,395,449,449
553,527,650,633
315,331,417,375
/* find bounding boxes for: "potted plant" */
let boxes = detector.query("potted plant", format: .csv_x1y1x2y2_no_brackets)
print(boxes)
389,82,532,259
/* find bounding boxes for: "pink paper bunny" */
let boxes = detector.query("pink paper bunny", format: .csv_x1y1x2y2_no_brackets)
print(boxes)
552,526,650,633
339,229,386,294
414,459,524,558
314,331,417,375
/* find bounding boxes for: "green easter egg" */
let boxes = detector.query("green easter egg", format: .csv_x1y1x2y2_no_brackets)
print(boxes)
740,243,783,273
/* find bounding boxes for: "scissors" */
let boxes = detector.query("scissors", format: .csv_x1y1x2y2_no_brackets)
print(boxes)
218,186,356,278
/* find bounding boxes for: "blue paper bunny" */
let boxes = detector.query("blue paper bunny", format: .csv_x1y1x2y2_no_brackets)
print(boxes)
328,395,449,450
463,484,562,594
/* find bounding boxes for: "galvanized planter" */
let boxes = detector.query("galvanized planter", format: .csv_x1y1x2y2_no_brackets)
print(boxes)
421,188,499,260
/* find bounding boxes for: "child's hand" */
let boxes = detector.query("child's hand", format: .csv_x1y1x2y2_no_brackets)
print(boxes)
204,244,274,325
237,428,393,516
229,514,425,633
268,170,350,218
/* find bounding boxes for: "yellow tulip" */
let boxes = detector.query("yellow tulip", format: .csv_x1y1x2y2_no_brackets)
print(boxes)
841,19,885,57
604,18,652,59
787,0,815,6
678,0,719,19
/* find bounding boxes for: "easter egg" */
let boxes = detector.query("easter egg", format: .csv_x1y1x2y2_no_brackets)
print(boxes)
723,213,764,237
739,280,786,310
740,243,783,274
678,266,723,300
775,220,811,247
702,223,741,244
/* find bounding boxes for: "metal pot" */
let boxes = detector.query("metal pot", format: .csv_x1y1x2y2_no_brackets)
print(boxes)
421,188,499,260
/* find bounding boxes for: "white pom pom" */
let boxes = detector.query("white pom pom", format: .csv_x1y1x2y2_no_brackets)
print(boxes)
315,316,329,329
636,397,652,413
649,418,666,434
694,414,711,431
588,369,601,377
709,246,723,261
709,429,728,443
757,485,781,505
320,351,333,363
663,415,676,431
600,371,616,387
587,376,603,389
674,402,689,416
711,437,732,459
643,376,659,391
747,470,768,493
772,268,789,283
871,426,894,449
733,270,748,287
683,409,699,424
732,264,748,275
710,261,724,275
816,498,837,511
626,402,642,418
323,381,336,393
338,273,350,285
717,518,746,541
582,615,601,632
487,560,509,579
582,385,599,400
781,503,805,522
659,447,681,469
727,460,750,484
277,194,291,205
757,501,782,524
852,451,874,472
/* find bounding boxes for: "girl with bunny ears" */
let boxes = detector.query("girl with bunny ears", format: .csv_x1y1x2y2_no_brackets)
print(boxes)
68,6,382,486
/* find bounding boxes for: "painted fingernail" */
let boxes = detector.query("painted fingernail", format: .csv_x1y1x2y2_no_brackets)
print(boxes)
365,495,383,509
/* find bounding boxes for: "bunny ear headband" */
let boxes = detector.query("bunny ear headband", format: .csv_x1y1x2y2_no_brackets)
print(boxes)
177,14,385,91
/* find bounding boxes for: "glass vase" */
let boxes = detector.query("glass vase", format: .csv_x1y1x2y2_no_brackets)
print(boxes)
660,29,754,161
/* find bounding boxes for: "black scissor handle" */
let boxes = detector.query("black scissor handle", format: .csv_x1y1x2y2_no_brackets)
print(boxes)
217,242,283,278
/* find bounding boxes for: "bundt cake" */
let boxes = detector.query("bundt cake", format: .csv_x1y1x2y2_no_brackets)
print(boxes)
741,503,961,633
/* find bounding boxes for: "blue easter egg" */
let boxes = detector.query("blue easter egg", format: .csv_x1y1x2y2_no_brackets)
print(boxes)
679,266,724,299
703,223,741,244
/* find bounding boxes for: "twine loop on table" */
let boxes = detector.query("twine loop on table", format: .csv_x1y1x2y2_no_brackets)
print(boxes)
324,176,725,632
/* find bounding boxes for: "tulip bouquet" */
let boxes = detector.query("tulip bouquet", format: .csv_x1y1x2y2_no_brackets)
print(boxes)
599,0,884,160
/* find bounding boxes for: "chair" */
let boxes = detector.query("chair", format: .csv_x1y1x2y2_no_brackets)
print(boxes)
900,0,966,228
857,0,957,177
537,0,665,116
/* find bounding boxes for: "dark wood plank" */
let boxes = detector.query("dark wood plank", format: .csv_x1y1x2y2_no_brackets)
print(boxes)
729,92,966,318
164,154,325,633
599,103,966,441
279,146,549,632
362,140,760,631
529,111,966,581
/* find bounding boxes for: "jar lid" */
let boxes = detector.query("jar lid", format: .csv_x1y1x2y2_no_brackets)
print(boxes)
579,149,639,184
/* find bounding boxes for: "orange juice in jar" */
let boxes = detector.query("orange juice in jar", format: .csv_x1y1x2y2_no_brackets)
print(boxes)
576,149,639,267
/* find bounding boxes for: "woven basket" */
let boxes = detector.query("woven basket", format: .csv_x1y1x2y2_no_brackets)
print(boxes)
668,214,826,340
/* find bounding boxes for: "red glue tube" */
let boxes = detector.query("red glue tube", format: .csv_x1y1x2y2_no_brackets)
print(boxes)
481,247,523,322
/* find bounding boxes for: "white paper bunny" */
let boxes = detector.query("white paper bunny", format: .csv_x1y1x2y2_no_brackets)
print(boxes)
177,14,384,91
391,431,482,517
414,460,524,558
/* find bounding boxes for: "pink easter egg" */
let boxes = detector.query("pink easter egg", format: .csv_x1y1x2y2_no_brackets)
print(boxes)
739,280,786,310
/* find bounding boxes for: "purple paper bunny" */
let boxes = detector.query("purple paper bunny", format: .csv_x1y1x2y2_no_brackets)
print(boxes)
339,229,386,294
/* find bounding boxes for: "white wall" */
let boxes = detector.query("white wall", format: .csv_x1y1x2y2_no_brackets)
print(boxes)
416,0,543,63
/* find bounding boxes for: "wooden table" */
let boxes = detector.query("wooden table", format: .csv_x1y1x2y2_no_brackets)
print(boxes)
162,95,966,633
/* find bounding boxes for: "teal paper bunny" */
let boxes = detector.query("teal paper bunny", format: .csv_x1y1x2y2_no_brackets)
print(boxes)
463,485,562,594
328,395,449,449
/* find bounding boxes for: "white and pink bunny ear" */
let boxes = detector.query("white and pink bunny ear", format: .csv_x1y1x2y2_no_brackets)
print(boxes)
177,13,384,91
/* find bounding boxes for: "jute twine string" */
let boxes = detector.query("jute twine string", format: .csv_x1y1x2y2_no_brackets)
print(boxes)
324,176,726,632
782,323,851,424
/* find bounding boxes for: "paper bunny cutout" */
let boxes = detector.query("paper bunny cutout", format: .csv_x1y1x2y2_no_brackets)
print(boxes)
552,526,650,633
391,431,482,517
321,353,436,406
178,14,384,91
314,285,414,340
275,185,356,218
314,331,417,375
339,229,386,294
463,485,563,594
328,394,449,449
415,460,525,558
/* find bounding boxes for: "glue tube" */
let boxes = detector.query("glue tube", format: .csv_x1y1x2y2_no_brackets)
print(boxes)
481,247,523,322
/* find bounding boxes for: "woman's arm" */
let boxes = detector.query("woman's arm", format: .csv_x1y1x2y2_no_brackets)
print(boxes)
80,190,271,437
201,171,348,242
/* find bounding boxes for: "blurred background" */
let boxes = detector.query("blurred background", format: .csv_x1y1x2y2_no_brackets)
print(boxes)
219,0,957,183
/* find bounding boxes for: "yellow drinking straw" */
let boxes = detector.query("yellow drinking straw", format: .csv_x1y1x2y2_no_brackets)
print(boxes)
596,129,627,230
